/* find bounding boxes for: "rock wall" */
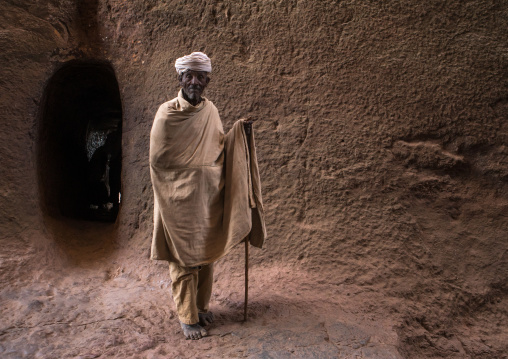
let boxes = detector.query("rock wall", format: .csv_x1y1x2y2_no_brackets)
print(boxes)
1,0,507,357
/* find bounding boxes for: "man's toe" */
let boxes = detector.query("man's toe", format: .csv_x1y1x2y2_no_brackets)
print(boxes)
199,312,214,326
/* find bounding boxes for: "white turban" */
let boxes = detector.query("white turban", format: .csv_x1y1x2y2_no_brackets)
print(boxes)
175,52,212,75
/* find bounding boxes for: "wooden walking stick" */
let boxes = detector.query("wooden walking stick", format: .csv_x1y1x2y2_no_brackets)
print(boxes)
244,120,252,322
244,237,249,322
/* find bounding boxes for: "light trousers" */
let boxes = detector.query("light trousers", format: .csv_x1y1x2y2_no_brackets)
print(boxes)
168,262,214,325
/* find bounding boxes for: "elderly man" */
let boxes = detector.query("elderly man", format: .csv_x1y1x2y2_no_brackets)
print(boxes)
149,52,266,340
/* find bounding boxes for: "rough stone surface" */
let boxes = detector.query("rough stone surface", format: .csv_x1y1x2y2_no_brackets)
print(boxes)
1,0,507,358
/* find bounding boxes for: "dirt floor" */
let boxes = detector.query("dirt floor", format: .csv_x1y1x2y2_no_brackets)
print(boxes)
1,0,508,358
1,248,404,359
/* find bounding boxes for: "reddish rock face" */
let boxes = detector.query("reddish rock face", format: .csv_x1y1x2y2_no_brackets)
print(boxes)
0,1,507,358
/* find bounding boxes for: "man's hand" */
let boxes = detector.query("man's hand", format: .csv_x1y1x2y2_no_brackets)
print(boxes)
243,120,253,136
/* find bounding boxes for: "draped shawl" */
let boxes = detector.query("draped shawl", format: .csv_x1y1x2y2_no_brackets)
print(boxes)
150,90,266,266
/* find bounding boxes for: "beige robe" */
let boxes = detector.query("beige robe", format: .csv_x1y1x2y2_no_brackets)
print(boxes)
150,90,266,267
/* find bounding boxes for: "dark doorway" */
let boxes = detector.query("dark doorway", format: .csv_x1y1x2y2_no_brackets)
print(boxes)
38,60,122,222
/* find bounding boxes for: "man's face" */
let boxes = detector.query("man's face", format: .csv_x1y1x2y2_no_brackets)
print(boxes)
179,70,210,104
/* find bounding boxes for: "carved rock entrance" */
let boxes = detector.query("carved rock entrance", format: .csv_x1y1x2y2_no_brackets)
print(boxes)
38,61,122,222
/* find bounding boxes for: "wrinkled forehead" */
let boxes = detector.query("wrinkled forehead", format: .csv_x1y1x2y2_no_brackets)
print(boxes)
179,69,209,77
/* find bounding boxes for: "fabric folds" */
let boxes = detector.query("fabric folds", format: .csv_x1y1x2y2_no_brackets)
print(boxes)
150,91,266,267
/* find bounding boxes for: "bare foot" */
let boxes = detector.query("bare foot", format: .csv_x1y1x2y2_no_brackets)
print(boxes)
198,311,214,326
180,322,207,340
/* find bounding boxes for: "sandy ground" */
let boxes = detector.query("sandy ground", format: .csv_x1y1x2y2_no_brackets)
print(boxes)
2,217,507,359
0,246,403,359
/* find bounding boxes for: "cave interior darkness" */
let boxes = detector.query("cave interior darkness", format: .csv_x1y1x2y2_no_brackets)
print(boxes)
38,60,122,223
